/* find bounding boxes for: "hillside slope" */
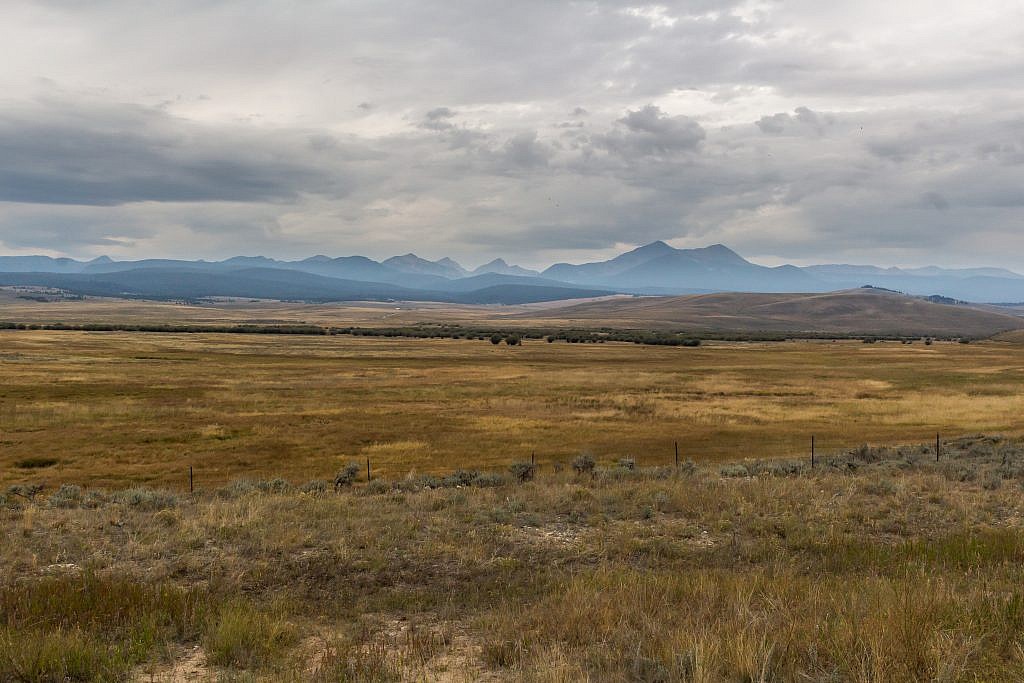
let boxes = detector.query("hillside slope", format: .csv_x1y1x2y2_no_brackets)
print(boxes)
528,288,1024,337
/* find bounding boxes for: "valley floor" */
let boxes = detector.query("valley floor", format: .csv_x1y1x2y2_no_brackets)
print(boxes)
2,331,1024,488
3,329,1024,680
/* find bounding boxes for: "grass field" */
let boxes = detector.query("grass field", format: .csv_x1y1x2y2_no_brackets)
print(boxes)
2,331,1024,489
4,322,1024,680
4,438,1024,680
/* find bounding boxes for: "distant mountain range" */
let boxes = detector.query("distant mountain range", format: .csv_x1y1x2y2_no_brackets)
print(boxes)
0,242,1022,304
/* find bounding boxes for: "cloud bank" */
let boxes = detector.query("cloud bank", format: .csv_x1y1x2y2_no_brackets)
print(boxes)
0,0,1022,269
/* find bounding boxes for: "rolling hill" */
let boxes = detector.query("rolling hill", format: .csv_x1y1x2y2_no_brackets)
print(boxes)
527,288,1024,337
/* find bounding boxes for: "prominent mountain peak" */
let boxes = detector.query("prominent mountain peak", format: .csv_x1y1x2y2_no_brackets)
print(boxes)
383,253,467,279
89,255,113,264
628,240,675,256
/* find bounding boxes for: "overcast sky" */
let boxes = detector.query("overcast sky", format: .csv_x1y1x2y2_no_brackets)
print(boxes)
1,0,1022,269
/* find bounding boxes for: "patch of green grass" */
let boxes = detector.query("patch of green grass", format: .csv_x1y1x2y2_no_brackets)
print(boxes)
0,573,208,681
14,457,58,469
203,602,299,670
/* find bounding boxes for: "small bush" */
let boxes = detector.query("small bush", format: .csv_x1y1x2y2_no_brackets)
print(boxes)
364,480,391,495
504,335,521,346
490,334,502,345
299,480,329,495
617,457,636,471
48,484,84,509
720,464,749,478
443,469,479,487
509,462,536,483
334,462,362,489
572,454,596,475
762,461,806,477
6,484,44,501
111,487,178,511
472,473,507,488
248,478,291,494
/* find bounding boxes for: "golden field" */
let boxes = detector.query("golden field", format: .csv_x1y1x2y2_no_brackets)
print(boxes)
4,309,1024,681
1,330,1024,489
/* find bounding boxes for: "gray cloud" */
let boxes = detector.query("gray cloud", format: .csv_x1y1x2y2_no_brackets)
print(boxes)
592,105,706,159
0,0,1022,269
0,99,352,206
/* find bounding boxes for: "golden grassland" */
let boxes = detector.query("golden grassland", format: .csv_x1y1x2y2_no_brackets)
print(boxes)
0,288,563,327
4,320,1024,680
2,330,1024,489
4,439,1024,681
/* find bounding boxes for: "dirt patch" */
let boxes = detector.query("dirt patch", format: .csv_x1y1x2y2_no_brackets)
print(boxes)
132,646,209,683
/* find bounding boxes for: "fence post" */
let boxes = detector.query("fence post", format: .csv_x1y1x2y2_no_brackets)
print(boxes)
189,465,193,494
811,435,815,469
367,457,371,481
936,433,940,462
674,441,679,468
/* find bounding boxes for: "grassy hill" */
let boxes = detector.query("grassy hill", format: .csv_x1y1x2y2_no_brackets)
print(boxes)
530,288,1024,337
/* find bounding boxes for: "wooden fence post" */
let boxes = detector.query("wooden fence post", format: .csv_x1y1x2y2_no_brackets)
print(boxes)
811,435,816,469
367,457,371,481
675,441,679,468
189,465,193,493
936,433,940,462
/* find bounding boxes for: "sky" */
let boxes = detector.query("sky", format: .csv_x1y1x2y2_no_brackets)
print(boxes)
1,0,1022,270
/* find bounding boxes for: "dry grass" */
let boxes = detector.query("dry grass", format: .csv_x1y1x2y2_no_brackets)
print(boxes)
5,322,1024,679
3,438,1024,680
3,330,1024,488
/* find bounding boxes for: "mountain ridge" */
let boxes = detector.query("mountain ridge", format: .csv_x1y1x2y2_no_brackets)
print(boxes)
1,243,1023,303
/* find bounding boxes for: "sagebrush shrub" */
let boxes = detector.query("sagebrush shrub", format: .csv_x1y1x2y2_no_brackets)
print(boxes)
572,454,596,475
334,463,362,489
508,462,536,483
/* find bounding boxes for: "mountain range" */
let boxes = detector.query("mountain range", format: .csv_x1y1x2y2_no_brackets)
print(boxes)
0,242,1022,305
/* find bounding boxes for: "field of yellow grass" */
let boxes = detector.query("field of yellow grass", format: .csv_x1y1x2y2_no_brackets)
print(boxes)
3,330,1024,489
4,323,1024,680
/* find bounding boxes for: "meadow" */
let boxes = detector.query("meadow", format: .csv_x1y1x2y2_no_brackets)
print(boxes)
1,330,1024,488
3,323,1024,680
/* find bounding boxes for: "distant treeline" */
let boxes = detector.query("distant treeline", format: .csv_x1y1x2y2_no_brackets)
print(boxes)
0,322,328,335
0,321,973,345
